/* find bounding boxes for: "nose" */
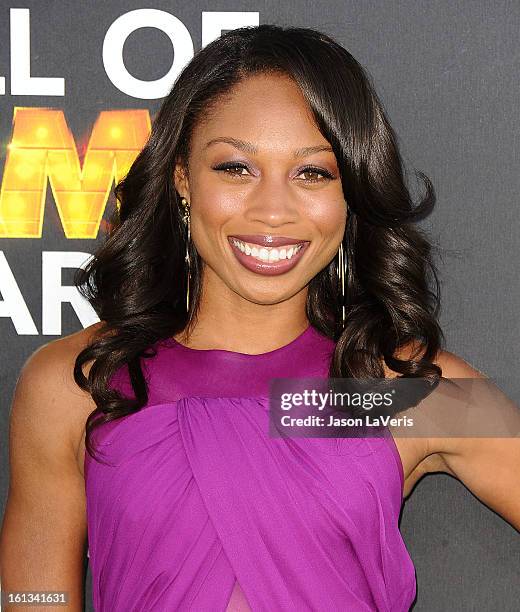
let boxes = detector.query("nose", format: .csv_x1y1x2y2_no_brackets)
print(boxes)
243,178,299,228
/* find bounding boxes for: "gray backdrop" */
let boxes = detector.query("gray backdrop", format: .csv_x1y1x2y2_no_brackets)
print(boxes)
0,1,518,610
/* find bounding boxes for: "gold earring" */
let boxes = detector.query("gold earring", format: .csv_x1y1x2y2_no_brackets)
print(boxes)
338,241,346,327
180,197,191,313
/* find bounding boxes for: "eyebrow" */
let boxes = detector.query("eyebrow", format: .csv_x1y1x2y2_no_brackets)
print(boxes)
203,136,333,158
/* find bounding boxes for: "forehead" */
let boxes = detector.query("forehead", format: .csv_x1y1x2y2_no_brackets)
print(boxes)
190,72,326,152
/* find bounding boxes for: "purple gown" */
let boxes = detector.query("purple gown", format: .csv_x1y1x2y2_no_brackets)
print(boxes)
84,324,416,611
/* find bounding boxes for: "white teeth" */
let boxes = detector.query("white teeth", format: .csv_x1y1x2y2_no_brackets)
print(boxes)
231,238,304,263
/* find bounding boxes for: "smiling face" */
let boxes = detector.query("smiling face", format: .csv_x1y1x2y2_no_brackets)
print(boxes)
174,71,347,307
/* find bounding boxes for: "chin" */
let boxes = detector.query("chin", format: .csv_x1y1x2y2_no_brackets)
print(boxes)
234,281,306,305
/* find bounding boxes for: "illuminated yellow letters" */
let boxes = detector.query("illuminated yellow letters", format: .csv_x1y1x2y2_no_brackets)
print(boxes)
0,107,151,238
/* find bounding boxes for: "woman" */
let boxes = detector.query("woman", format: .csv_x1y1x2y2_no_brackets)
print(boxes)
1,24,518,612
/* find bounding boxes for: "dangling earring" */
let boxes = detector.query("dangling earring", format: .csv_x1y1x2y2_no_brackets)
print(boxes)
338,241,346,327
180,197,191,313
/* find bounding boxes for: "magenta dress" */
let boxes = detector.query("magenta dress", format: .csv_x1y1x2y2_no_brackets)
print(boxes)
84,324,416,611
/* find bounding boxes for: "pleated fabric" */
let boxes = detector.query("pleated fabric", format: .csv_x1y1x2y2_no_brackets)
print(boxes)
84,325,416,611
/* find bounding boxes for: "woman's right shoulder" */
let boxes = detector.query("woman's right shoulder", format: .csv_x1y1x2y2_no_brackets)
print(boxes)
16,321,106,394
10,322,106,472
1,325,105,596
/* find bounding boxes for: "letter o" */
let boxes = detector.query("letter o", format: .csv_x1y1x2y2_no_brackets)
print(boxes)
103,9,193,99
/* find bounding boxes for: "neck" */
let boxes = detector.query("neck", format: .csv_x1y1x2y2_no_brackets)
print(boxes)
177,273,310,353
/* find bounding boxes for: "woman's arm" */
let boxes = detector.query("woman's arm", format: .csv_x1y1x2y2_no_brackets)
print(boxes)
0,335,96,611
425,351,520,532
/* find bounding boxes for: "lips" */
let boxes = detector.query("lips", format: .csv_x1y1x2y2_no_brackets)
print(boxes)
229,234,306,248
227,235,309,276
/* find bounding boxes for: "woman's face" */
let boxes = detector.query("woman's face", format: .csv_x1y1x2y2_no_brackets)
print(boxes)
174,72,347,306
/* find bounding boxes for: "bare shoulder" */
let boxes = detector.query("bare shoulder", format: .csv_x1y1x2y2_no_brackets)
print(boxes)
11,321,105,474
411,351,520,530
419,348,488,477
0,322,106,599
15,320,105,409
382,342,484,496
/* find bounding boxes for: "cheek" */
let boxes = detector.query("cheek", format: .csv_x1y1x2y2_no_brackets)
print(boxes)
191,176,244,225
188,189,240,256
310,198,348,238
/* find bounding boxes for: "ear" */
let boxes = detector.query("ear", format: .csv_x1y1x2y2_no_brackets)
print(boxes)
173,158,190,200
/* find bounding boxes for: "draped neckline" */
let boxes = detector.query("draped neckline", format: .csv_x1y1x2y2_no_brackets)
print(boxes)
165,323,316,359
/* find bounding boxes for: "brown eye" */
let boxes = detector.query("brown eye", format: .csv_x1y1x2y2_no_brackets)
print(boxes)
213,162,250,177
297,166,334,183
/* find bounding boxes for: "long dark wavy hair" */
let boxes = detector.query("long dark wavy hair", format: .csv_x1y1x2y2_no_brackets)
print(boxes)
74,24,444,462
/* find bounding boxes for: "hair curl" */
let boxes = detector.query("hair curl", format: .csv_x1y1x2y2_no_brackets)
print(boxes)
74,24,444,463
